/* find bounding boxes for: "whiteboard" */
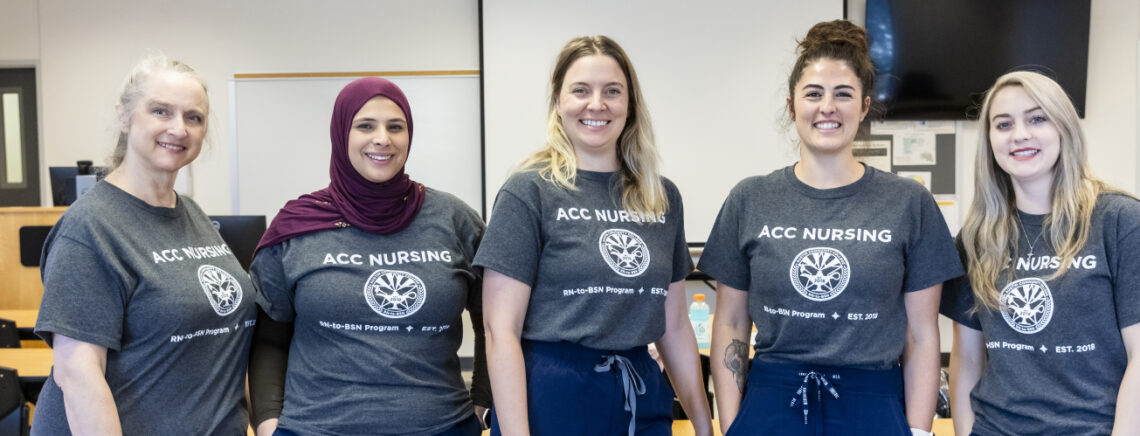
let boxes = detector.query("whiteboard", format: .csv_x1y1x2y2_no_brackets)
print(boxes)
230,75,483,222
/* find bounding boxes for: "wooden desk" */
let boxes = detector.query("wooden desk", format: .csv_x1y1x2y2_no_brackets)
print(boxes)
0,207,65,310
671,419,721,435
933,417,954,435
0,308,44,346
0,348,52,380
0,310,37,328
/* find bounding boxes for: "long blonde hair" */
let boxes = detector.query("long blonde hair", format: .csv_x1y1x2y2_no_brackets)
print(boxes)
517,35,668,217
963,71,1115,310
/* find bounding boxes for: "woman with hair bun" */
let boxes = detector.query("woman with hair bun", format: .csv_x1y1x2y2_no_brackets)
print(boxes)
942,70,1140,436
700,20,961,435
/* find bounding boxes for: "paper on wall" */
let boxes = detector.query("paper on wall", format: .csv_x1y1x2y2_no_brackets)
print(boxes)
853,140,892,171
935,194,960,235
893,131,937,166
897,171,932,191
870,120,955,135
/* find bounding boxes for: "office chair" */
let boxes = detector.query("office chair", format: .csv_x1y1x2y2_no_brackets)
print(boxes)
0,320,19,348
0,366,29,436
937,368,951,418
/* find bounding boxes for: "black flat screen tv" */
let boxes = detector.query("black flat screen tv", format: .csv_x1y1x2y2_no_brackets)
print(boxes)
865,0,1090,120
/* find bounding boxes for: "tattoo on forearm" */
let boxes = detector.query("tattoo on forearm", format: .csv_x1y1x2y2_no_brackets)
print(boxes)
724,339,749,393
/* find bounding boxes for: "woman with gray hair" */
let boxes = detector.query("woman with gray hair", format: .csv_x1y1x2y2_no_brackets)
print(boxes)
33,54,256,435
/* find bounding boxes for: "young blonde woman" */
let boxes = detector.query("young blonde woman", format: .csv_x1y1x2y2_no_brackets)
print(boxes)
475,36,712,436
942,71,1140,436
701,20,961,435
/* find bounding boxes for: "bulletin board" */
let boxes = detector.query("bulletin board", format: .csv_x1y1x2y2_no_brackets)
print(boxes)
857,121,957,195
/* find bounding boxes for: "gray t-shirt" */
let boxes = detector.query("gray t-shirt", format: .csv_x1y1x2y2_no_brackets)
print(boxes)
699,165,962,369
474,169,692,351
941,193,1140,436
33,181,257,436
252,188,484,436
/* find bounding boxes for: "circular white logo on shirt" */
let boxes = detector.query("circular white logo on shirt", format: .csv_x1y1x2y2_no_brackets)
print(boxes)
197,265,243,316
599,229,651,277
999,277,1054,334
789,247,850,301
363,269,427,319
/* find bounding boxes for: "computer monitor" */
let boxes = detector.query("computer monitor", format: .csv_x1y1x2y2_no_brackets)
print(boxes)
49,164,107,206
48,167,77,206
208,215,267,271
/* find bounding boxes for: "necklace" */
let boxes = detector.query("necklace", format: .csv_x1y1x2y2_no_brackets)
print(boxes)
1014,212,1044,257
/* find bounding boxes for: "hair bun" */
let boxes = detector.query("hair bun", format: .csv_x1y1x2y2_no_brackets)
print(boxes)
797,20,869,57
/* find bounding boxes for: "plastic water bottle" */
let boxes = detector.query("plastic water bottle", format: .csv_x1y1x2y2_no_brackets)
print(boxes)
689,294,711,349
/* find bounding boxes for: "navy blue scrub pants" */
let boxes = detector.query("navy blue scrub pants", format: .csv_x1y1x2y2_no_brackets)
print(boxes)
490,340,674,436
724,359,910,436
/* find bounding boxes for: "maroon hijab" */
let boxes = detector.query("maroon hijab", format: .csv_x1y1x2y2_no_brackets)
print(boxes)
256,77,425,251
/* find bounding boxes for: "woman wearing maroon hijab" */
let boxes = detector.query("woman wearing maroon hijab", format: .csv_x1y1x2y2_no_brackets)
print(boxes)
248,77,490,436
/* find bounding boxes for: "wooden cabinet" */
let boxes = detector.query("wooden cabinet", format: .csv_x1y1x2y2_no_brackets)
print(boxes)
0,207,64,309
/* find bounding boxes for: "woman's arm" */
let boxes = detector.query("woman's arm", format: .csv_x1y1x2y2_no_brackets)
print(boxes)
902,284,942,432
483,269,533,436
1113,323,1140,435
52,333,123,436
655,280,713,436
949,321,984,436
248,308,293,436
708,283,751,434
468,308,492,426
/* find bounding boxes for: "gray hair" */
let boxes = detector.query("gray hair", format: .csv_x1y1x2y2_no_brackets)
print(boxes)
110,53,209,169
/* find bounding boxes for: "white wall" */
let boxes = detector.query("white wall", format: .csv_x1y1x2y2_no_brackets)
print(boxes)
20,0,478,213
1085,0,1140,195
0,0,38,63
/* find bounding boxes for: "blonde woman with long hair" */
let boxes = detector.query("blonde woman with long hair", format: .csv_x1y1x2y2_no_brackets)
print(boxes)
942,70,1140,436
475,36,712,436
